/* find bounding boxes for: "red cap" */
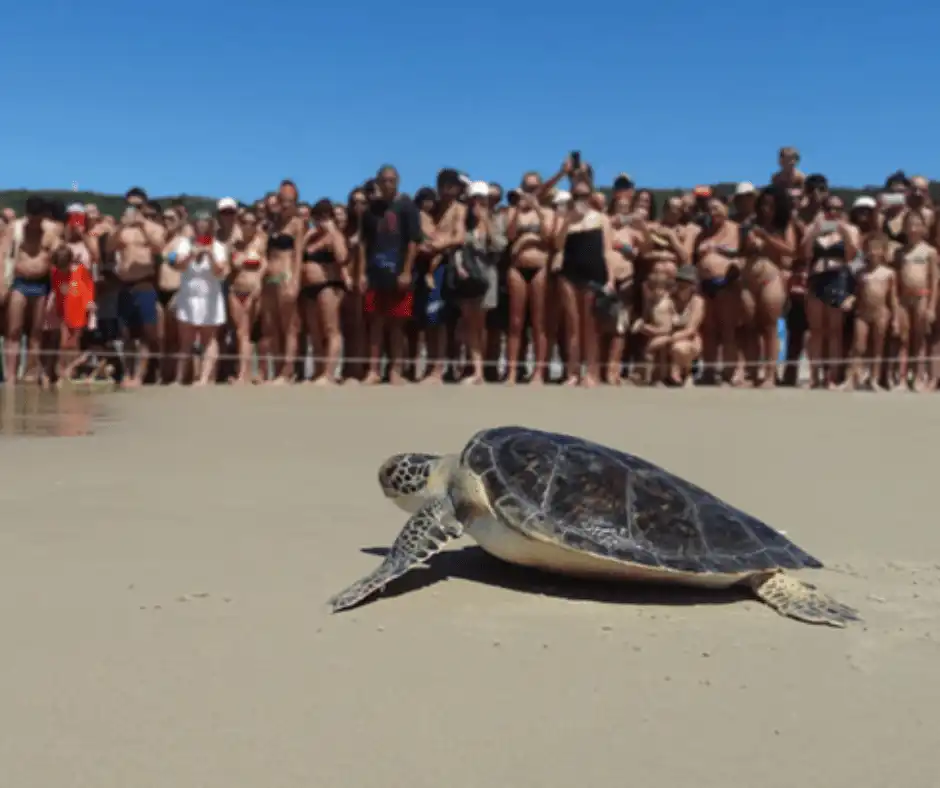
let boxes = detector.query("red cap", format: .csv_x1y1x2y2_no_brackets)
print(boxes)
692,185,713,198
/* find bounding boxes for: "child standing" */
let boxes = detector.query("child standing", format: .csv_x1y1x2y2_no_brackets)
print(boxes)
848,234,898,391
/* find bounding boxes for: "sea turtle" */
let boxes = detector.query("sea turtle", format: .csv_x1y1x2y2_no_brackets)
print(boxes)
328,426,859,626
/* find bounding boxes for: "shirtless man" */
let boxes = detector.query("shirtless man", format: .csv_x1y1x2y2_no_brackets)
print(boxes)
419,170,466,384
5,197,61,384
631,269,675,386
107,187,165,387
893,211,937,391
771,147,806,192
908,176,935,235
847,234,898,392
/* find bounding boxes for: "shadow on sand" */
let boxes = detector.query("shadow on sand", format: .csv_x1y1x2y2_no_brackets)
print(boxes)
359,545,752,610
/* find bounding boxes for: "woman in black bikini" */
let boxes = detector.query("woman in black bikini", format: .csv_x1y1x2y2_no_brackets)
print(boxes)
299,199,348,385
505,172,552,384
260,182,303,384
802,196,858,389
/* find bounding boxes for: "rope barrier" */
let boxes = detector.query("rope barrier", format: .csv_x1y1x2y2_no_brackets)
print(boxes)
0,345,938,375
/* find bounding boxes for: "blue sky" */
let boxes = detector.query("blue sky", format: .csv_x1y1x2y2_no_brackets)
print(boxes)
1,1,935,202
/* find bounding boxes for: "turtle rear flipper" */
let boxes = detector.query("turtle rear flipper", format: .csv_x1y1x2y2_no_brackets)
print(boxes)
328,498,463,613
750,572,861,627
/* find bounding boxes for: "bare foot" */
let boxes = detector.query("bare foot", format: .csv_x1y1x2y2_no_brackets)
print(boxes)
420,374,443,385
758,377,776,390
460,375,483,385
123,378,142,389
362,373,381,386
388,372,407,386
528,376,544,386
580,376,598,389
563,376,579,387
913,378,929,393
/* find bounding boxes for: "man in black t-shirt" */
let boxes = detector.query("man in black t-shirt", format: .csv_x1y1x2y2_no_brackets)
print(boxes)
359,164,421,384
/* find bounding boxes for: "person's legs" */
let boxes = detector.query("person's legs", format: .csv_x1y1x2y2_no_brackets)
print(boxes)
314,286,344,384
4,288,28,385
195,326,220,385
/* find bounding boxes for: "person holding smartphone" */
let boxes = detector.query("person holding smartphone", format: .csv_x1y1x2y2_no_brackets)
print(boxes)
171,213,229,385
801,195,858,389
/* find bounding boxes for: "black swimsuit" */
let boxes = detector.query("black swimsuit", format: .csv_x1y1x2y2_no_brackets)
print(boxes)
808,239,854,307
301,247,345,298
267,230,295,253
560,225,607,288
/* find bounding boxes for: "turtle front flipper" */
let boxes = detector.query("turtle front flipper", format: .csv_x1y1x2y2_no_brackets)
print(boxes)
328,498,464,613
750,571,861,627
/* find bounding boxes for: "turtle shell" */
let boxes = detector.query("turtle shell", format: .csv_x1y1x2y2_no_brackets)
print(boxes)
459,426,823,576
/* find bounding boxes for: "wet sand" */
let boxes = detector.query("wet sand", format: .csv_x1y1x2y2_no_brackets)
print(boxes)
1,385,938,788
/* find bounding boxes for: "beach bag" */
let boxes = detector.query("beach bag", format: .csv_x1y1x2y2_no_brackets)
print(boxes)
445,244,490,300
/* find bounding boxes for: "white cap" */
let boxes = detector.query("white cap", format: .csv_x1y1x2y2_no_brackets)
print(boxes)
66,202,85,214
458,173,472,186
468,181,489,198
216,197,237,212
734,181,756,196
553,190,572,205
852,196,876,210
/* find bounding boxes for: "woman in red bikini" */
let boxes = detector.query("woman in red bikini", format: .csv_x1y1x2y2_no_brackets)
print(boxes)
229,209,267,384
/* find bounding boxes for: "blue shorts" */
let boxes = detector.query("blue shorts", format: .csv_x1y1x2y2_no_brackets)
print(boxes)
413,265,446,327
118,284,158,331
12,275,50,299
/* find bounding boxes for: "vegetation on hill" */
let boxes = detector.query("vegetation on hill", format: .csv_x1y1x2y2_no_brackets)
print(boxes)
1,180,937,216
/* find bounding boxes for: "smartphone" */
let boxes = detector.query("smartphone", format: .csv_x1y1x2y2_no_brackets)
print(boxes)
818,220,838,234
570,150,581,170
197,234,212,246
881,193,906,208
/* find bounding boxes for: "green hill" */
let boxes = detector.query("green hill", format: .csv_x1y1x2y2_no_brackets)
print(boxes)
1,180,937,217
0,189,217,217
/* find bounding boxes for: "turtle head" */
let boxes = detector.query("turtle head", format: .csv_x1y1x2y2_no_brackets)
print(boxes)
377,453,453,513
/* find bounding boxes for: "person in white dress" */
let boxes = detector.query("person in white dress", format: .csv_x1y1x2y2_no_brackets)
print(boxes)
171,213,229,385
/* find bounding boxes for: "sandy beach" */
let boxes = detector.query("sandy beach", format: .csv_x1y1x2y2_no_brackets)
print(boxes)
1,384,938,788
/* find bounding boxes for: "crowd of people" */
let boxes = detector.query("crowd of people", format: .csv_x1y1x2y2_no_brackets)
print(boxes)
0,148,937,391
